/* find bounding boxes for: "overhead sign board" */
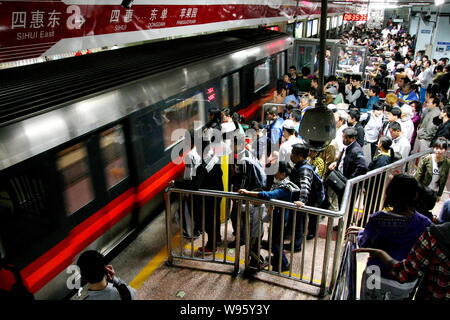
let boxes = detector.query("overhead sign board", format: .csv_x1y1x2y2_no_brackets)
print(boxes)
0,1,348,63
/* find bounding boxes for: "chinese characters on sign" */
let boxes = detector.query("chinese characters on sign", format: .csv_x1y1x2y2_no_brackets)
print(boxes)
12,10,61,29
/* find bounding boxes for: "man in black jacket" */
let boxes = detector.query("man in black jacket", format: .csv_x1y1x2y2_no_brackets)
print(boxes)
347,109,365,147
431,105,450,146
329,127,368,180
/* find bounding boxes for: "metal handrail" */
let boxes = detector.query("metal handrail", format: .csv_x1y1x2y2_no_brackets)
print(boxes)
330,234,357,300
169,187,343,218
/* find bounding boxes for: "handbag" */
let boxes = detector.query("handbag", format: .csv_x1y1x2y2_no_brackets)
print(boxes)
325,169,348,194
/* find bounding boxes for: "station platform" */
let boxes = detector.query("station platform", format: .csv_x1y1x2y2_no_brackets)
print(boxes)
71,190,449,301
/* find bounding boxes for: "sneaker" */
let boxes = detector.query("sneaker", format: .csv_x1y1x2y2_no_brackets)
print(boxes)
306,234,315,240
197,247,215,255
283,243,301,253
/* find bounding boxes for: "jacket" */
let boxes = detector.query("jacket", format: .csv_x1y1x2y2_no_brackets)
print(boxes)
430,120,450,147
337,141,368,179
417,107,440,141
415,154,450,197
289,160,314,205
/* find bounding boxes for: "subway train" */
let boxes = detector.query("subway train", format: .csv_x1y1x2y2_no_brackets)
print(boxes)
0,29,292,299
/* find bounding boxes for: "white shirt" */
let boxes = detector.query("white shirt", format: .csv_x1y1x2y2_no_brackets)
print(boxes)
429,154,441,192
279,135,302,166
183,148,201,180
418,67,433,88
400,118,414,143
335,124,348,157
364,111,384,143
392,134,411,160
382,29,390,39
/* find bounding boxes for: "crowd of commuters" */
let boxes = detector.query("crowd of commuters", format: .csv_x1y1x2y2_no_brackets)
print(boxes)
168,22,450,300
11,22,447,301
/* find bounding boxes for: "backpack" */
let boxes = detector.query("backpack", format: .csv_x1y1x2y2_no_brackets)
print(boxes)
355,88,369,110
240,151,267,190
299,163,327,208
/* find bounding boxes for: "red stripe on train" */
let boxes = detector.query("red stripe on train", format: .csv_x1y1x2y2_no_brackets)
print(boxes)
238,90,274,119
21,161,184,294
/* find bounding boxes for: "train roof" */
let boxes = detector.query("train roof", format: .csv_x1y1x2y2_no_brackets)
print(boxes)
0,29,292,171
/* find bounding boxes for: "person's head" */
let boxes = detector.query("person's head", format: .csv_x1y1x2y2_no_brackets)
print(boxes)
368,86,380,97
208,107,221,123
435,65,444,73
393,45,399,52
388,121,402,139
385,93,398,107
433,137,448,159
400,104,413,120
250,120,264,134
384,174,418,213
276,79,287,94
334,110,348,128
282,119,296,139
398,77,409,89
424,60,431,68
327,75,337,84
440,105,450,120
299,93,312,108
301,66,311,77
348,109,360,125
291,109,302,123
416,184,438,219
342,127,357,146
351,74,362,87
290,143,309,163
221,108,233,123
266,106,278,121
372,101,384,116
311,78,319,89
283,73,291,84
378,135,392,151
429,97,441,108
77,250,107,285
275,161,292,181
387,107,401,122
289,65,297,77
410,101,422,115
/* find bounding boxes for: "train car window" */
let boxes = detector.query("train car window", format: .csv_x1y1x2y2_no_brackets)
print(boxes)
254,59,270,93
56,143,94,215
312,19,318,37
332,16,338,29
232,72,240,107
294,22,303,39
327,18,331,31
306,20,313,38
221,77,229,109
99,125,129,190
338,15,343,26
0,157,57,262
275,54,281,78
280,53,286,77
162,93,205,150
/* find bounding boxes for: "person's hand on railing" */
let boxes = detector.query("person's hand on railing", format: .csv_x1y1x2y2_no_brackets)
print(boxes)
294,201,305,208
345,226,364,238
238,189,249,195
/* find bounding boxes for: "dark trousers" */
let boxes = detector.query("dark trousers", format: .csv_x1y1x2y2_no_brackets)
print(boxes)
271,209,290,267
204,197,222,249
182,194,203,236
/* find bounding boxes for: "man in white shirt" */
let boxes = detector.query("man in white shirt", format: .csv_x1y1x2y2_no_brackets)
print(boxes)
417,60,433,103
363,103,384,159
278,119,302,167
381,28,390,40
389,122,411,160
400,104,415,143
334,109,349,158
